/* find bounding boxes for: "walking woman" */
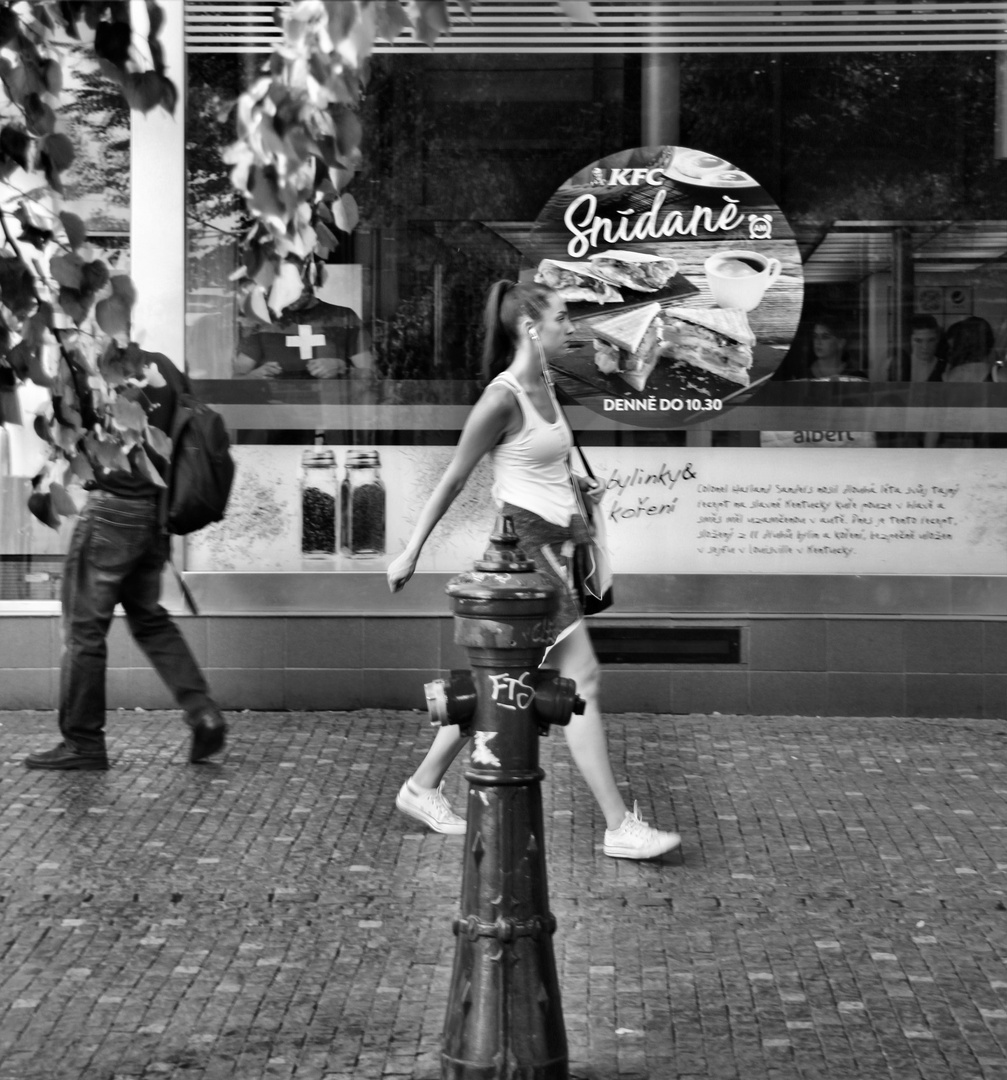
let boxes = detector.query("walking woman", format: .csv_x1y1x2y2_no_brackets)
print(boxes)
387,280,680,860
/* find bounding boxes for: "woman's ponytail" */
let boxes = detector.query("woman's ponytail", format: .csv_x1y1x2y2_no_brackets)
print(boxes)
480,279,555,383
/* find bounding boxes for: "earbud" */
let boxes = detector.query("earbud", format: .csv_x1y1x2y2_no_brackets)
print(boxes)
528,326,539,340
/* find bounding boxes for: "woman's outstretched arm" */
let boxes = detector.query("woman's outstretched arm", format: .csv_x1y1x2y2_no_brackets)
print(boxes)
387,385,517,592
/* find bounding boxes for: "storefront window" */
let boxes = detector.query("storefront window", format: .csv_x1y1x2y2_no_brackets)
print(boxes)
180,36,1004,583
3,7,1003,603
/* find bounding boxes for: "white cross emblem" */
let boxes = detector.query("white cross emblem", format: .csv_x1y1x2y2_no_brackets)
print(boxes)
285,324,327,359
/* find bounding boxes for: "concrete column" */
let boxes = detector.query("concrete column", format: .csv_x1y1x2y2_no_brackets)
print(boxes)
129,0,185,366
642,53,680,147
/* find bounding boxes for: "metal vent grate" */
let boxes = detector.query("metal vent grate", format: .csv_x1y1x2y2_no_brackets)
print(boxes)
185,1,1007,54
589,626,742,664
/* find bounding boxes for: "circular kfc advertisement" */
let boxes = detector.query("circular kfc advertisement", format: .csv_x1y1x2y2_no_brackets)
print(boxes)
523,145,804,428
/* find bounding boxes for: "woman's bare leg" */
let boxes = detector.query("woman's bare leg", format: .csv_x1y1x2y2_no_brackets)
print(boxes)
542,622,628,830
411,723,469,789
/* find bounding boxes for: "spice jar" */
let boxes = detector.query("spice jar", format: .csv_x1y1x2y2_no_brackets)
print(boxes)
340,450,385,557
300,447,337,557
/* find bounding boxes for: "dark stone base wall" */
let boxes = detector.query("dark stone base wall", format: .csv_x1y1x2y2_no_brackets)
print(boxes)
2,614,1004,719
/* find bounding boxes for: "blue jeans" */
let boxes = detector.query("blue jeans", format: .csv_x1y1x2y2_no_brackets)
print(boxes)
59,491,214,755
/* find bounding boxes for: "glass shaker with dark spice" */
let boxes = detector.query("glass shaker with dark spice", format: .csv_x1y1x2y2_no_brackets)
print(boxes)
340,450,385,557
300,447,337,557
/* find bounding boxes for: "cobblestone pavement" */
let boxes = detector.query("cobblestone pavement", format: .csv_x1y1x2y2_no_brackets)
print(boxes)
1,708,1006,1080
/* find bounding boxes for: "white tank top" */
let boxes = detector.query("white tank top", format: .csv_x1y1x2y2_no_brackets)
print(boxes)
489,371,577,527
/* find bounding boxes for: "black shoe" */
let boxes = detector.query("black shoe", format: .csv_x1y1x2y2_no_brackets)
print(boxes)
25,743,109,771
189,709,227,763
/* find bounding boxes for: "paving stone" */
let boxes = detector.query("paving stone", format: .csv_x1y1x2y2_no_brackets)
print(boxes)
2,710,1007,1077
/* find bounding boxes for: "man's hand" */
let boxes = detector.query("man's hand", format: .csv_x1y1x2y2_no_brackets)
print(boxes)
308,356,347,379
245,361,282,379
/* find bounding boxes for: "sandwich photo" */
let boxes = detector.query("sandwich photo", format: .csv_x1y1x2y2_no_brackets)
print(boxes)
591,303,757,391
659,306,756,386
591,301,664,391
534,259,623,304
588,250,679,293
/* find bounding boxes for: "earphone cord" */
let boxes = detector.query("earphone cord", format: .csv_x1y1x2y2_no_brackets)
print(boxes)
530,331,554,389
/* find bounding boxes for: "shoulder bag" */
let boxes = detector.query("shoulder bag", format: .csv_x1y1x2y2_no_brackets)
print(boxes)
567,427,614,616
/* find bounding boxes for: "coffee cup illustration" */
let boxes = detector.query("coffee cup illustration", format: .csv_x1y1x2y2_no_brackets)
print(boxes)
704,249,782,311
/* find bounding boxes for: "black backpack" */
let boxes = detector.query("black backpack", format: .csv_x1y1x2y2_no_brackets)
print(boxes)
166,389,235,536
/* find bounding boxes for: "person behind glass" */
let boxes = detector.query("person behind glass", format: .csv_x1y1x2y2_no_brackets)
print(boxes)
880,314,945,446
25,351,227,771
924,315,998,448
928,315,996,384
907,314,944,382
386,280,681,861
806,312,866,381
233,294,371,380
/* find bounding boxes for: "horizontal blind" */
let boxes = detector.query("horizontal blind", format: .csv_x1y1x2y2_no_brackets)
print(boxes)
185,1,1007,54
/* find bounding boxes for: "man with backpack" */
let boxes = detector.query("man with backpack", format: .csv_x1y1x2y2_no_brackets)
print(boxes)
25,350,230,771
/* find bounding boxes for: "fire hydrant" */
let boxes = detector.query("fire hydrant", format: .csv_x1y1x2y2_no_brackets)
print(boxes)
425,515,584,1080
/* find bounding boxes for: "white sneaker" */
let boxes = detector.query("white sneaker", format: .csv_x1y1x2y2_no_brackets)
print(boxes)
395,780,466,835
603,801,681,860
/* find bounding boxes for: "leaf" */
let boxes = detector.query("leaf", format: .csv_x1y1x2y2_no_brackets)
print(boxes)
109,274,137,306
94,20,131,67
59,211,87,250
81,260,110,293
58,286,90,326
332,192,359,234
111,395,147,433
85,434,131,473
556,1,598,24
68,452,95,484
158,74,178,116
15,200,54,247
268,261,304,316
40,132,75,171
24,93,56,136
0,124,30,169
247,285,271,324
334,109,362,165
326,1,361,46
54,401,82,429
0,7,19,47
95,294,131,338
145,425,171,461
28,491,60,529
408,1,452,46
7,340,33,377
134,448,167,488
33,412,53,444
27,346,55,388
42,157,65,195
249,165,286,229
49,481,79,517
50,252,84,290
43,59,63,95
0,258,37,316
252,259,276,290
315,220,340,255
122,70,164,113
